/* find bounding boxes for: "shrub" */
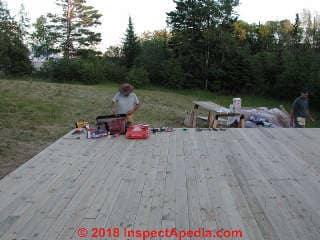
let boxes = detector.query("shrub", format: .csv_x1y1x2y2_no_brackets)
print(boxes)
163,59,185,89
40,57,127,84
126,66,150,88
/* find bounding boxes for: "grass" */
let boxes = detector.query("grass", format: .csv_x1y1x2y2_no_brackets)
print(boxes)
0,78,319,178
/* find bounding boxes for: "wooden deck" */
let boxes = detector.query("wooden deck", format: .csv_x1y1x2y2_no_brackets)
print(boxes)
0,129,320,240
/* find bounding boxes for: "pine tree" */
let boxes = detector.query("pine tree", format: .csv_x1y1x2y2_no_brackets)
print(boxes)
0,0,31,74
31,16,59,59
48,0,102,58
122,16,140,68
17,3,30,44
302,9,313,47
167,0,239,89
292,13,303,47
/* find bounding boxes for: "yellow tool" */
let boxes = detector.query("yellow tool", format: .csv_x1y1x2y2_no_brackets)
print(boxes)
75,121,89,128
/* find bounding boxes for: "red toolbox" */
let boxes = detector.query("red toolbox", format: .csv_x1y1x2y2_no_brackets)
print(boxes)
96,114,127,135
126,125,150,139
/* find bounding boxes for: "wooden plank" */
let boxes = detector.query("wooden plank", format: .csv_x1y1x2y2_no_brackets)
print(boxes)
120,137,156,230
226,130,290,239
203,131,250,234
233,129,319,239
0,131,86,211
103,140,148,230
248,129,320,238
89,138,140,229
1,138,114,240
134,135,161,229
147,133,170,230
255,129,320,214
1,128,320,240
216,131,264,240
49,139,135,240
174,129,189,230
0,134,95,238
193,101,230,113
191,130,217,230
183,130,202,229
161,132,177,229
195,131,233,230
275,129,320,171
7,137,115,240
56,139,134,240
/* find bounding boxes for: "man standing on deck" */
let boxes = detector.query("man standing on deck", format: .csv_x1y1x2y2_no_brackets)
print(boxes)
111,83,141,126
290,88,315,128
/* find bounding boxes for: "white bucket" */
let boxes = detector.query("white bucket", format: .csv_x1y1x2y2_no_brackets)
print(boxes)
233,98,241,112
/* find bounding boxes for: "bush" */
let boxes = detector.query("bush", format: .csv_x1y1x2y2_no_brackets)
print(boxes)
0,35,32,75
126,66,150,88
163,59,185,89
40,57,127,84
102,60,127,83
134,38,169,85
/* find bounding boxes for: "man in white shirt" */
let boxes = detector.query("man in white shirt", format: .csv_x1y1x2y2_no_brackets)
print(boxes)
112,83,141,125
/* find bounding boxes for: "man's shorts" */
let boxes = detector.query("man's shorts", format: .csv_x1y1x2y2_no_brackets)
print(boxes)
126,114,133,127
295,117,306,128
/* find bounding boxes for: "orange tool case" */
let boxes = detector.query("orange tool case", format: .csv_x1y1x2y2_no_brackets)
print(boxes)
126,125,150,139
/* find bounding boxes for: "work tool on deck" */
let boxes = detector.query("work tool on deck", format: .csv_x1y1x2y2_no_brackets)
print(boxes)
96,114,127,135
151,127,174,134
75,121,89,128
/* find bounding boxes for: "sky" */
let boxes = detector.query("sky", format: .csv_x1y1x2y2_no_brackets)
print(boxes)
5,0,320,51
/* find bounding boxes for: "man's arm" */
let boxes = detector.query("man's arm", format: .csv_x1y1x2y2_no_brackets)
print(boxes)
307,110,315,122
127,93,141,115
111,101,117,114
127,103,141,115
111,92,119,114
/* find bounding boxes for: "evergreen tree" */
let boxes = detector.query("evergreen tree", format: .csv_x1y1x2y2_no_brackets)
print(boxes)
122,16,140,68
0,0,31,75
30,15,59,59
292,13,303,47
167,0,239,89
17,3,30,44
48,0,102,58
302,9,313,47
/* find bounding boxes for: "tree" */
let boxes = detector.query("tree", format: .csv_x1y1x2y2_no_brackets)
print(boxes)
292,13,303,47
48,0,102,58
135,32,170,85
167,0,240,89
105,46,122,58
302,9,313,47
17,3,30,44
233,20,250,43
122,16,140,68
30,15,59,59
278,19,293,48
0,0,31,75
126,66,149,88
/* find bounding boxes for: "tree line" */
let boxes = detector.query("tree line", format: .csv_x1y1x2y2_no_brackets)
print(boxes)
0,0,319,108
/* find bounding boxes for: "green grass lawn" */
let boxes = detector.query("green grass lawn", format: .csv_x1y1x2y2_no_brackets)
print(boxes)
0,78,319,178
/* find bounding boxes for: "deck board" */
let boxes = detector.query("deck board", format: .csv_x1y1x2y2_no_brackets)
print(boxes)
0,129,320,240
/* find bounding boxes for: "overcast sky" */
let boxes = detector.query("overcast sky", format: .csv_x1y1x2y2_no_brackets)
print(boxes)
5,0,320,50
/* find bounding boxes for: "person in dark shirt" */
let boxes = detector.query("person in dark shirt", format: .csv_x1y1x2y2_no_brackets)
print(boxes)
290,89,314,128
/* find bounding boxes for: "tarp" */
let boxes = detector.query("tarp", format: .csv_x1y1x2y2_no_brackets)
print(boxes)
240,107,290,128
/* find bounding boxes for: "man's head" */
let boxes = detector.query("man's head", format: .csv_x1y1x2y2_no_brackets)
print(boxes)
119,83,134,96
301,88,309,99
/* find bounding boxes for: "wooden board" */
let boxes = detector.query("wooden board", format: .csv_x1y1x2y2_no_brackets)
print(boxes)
193,101,230,113
0,129,320,240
